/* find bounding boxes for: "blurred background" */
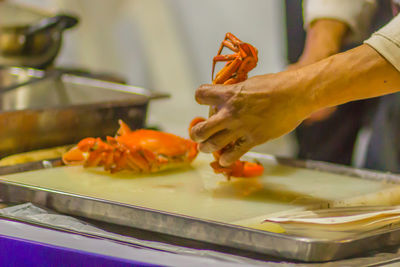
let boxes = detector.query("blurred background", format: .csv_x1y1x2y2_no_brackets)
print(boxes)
6,0,297,156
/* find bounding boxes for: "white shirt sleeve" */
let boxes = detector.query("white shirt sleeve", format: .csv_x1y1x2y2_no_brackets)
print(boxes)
364,14,400,72
303,0,377,43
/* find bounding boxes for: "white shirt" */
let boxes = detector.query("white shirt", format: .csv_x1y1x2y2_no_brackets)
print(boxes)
304,0,400,72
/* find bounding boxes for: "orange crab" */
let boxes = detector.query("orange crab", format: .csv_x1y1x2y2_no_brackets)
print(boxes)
212,32,258,85
190,32,263,180
63,120,198,173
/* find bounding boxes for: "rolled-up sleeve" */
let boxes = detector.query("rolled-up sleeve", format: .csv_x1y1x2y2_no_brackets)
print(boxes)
303,0,377,43
365,15,400,72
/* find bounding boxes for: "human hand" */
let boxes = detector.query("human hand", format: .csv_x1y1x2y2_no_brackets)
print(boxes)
190,72,314,167
191,44,400,166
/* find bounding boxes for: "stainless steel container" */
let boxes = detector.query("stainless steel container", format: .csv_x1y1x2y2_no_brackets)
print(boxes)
0,67,167,157
1,153,400,262
0,3,78,68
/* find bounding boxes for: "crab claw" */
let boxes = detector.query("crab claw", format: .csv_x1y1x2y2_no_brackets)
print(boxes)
117,120,133,136
77,137,98,152
189,117,206,131
62,146,86,165
239,161,264,177
211,151,264,180
63,137,111,166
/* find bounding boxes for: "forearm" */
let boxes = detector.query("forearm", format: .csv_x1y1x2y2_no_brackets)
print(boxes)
300,19,348,62
300,44,400,111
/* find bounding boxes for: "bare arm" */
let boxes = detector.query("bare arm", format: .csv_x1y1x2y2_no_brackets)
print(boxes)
307,44,400,108
288,19,348,123
289,19,348,69
191,44,400,167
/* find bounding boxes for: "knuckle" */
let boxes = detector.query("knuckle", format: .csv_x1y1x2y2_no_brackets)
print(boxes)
232,84,244,96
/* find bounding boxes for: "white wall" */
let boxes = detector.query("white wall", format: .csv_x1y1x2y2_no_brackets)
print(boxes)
15,0,287,88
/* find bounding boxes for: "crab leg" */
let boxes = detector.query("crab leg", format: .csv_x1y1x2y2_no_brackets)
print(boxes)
102,151,115,171
213,57,242,84
212,54,238,79
124,150,151,172
216,32,242,55
125,155,142,172
84,150,104,167
213,32,244,81
212,34,258,85
62,146,86,165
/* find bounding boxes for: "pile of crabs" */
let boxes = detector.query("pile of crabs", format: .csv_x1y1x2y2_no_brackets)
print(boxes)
63,33,264,180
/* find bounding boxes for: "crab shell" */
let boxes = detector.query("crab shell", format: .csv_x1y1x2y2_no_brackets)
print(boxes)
62,120,199,173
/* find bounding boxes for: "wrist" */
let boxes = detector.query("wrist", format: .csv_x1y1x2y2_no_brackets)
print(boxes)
291,70,322,117
270,70,320,120
293,52,346,113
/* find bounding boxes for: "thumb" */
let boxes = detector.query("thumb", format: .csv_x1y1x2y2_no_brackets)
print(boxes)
195,84,229,105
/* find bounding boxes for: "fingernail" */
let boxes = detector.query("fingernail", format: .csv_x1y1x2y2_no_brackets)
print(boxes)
219,157,233,167
199,143,213,153
189,127,200,142
191,135,203,143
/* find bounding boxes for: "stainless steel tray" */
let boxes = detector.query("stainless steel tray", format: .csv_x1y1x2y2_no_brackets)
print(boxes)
0,67,168,157
1,153,400,262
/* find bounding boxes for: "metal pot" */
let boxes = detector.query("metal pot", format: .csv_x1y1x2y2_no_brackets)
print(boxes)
0,66,168,157
0,3,78,68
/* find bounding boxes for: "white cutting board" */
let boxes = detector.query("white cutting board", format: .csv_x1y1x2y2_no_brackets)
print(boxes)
1,153,400,226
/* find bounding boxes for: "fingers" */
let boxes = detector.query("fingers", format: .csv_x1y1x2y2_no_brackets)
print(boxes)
195,84,229,105
198,129,240,153
190,110,232,142
219,138,254,167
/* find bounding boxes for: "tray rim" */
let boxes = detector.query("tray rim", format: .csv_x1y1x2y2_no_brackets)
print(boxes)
1,154,400,262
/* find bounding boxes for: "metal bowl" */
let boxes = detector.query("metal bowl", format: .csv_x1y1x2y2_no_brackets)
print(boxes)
0,3,78,68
